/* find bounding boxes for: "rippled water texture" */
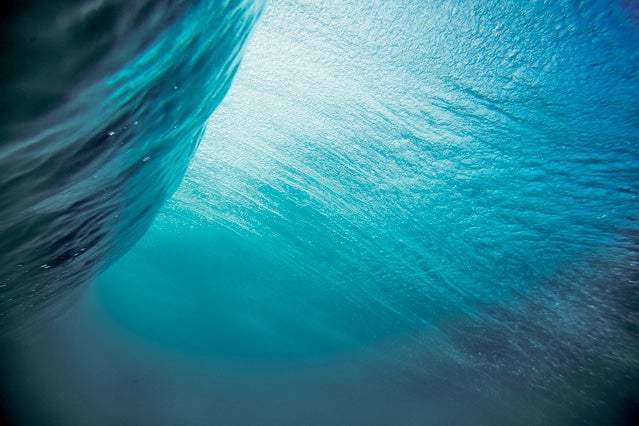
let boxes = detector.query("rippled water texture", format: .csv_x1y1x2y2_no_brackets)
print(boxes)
2,0,639,425
0,0,264,330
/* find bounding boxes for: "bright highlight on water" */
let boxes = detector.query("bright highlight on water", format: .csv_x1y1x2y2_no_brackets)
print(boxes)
1,0,638,425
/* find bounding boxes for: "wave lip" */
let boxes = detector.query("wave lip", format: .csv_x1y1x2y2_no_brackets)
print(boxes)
0,0,264,333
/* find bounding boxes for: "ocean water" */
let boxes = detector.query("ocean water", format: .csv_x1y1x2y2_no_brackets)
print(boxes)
2,0,639,425
0,0,264,330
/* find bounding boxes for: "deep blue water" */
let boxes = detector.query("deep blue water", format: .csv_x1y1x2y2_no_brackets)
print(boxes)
2,0,639,425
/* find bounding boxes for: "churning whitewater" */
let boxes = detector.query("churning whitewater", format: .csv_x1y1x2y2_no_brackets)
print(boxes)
1,0,639,425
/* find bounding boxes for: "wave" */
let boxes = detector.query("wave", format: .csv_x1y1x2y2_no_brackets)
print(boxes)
0,0,264,332
1,0,639,424
94,1,639,422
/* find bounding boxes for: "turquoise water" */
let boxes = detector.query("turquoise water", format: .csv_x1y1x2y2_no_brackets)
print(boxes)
2,0,639,425
0,0,263,330
100,0,639,357
91,0,639,423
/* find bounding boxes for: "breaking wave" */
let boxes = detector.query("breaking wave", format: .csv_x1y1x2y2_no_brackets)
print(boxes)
0,0,264,331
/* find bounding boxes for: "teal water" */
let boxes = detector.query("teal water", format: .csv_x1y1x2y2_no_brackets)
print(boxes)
90,0,639,423
100,0,639,358
0,0,264,330
2,0,639,425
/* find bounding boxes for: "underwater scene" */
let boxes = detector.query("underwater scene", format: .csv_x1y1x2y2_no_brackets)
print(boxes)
1,0,638,425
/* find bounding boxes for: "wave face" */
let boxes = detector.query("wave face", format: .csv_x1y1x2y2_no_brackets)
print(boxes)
0,0,264,331
87,0,639,424
1,0,639,424
101,0,639,349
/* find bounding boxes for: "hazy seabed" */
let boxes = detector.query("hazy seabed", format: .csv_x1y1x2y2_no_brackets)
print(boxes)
2,0,639,425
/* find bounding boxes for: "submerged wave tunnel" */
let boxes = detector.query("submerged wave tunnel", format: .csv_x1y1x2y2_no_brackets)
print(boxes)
92,0,637,424
1,0,639,425
0,0,264,331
